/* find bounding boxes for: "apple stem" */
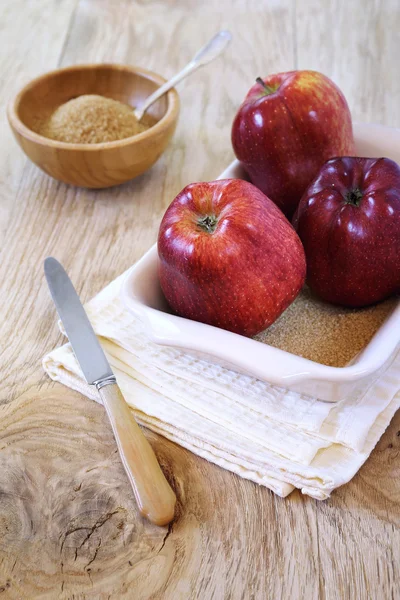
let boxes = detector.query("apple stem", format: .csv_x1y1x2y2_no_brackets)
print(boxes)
197,214,218,234
256,77,277,95
345,188,363,206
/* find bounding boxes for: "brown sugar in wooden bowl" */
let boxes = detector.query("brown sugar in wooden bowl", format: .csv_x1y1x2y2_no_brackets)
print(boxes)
7,64,180,188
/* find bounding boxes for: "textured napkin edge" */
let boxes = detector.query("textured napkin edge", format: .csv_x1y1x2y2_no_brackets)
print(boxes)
43,341,400,500
42,346,295,498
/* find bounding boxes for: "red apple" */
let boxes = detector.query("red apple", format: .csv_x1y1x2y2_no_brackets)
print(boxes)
231,70,355,219
158,179,306,337
293,156,400,307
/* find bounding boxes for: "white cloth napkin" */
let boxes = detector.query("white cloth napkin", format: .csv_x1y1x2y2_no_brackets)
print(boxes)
43,268,400,499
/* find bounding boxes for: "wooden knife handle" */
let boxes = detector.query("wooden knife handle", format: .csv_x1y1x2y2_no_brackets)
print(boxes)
98,382,176,526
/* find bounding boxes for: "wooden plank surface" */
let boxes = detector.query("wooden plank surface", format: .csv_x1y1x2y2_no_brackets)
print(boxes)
0,0,399,598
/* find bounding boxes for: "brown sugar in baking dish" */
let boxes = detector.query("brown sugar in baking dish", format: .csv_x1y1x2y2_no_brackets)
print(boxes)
34,94,155,144
255,287,397,367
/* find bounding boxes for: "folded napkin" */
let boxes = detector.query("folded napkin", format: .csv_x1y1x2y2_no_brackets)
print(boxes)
43,267,400,499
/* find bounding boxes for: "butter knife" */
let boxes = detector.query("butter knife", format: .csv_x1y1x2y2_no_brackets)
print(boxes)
44,257,176,526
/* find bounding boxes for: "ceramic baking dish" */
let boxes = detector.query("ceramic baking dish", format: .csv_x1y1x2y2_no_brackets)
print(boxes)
121,123,400,402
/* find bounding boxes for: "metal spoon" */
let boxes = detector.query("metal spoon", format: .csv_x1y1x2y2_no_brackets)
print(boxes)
134,30,232,122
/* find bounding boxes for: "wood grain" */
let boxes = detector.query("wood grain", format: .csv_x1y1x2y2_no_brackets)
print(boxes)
0,0,399,598
296,0,400,128
0,0,79,226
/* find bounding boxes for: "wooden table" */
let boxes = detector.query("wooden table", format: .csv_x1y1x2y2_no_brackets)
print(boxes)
1,1,399,598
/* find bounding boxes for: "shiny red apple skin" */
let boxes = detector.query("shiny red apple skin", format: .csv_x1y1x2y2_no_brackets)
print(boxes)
231,70,355,219
158,179,306,337
293,156,400,307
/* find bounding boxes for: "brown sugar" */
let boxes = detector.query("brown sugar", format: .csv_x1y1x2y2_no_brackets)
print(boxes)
34,94,155,144
255,287,397,367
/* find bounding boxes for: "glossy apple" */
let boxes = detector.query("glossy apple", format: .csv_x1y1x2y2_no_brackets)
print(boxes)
293,156,400,307
158,179,306,337
231,70,355,219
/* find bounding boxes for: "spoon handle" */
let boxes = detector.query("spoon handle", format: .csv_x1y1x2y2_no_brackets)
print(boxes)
134,30,232,121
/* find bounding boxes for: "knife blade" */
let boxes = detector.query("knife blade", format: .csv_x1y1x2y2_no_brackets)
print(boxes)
44,257,113,385
44,257,176,526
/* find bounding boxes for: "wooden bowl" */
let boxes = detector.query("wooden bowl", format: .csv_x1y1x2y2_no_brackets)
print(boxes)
7,64,180,188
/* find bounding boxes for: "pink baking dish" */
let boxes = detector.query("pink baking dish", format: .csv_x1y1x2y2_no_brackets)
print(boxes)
121,123,400,402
